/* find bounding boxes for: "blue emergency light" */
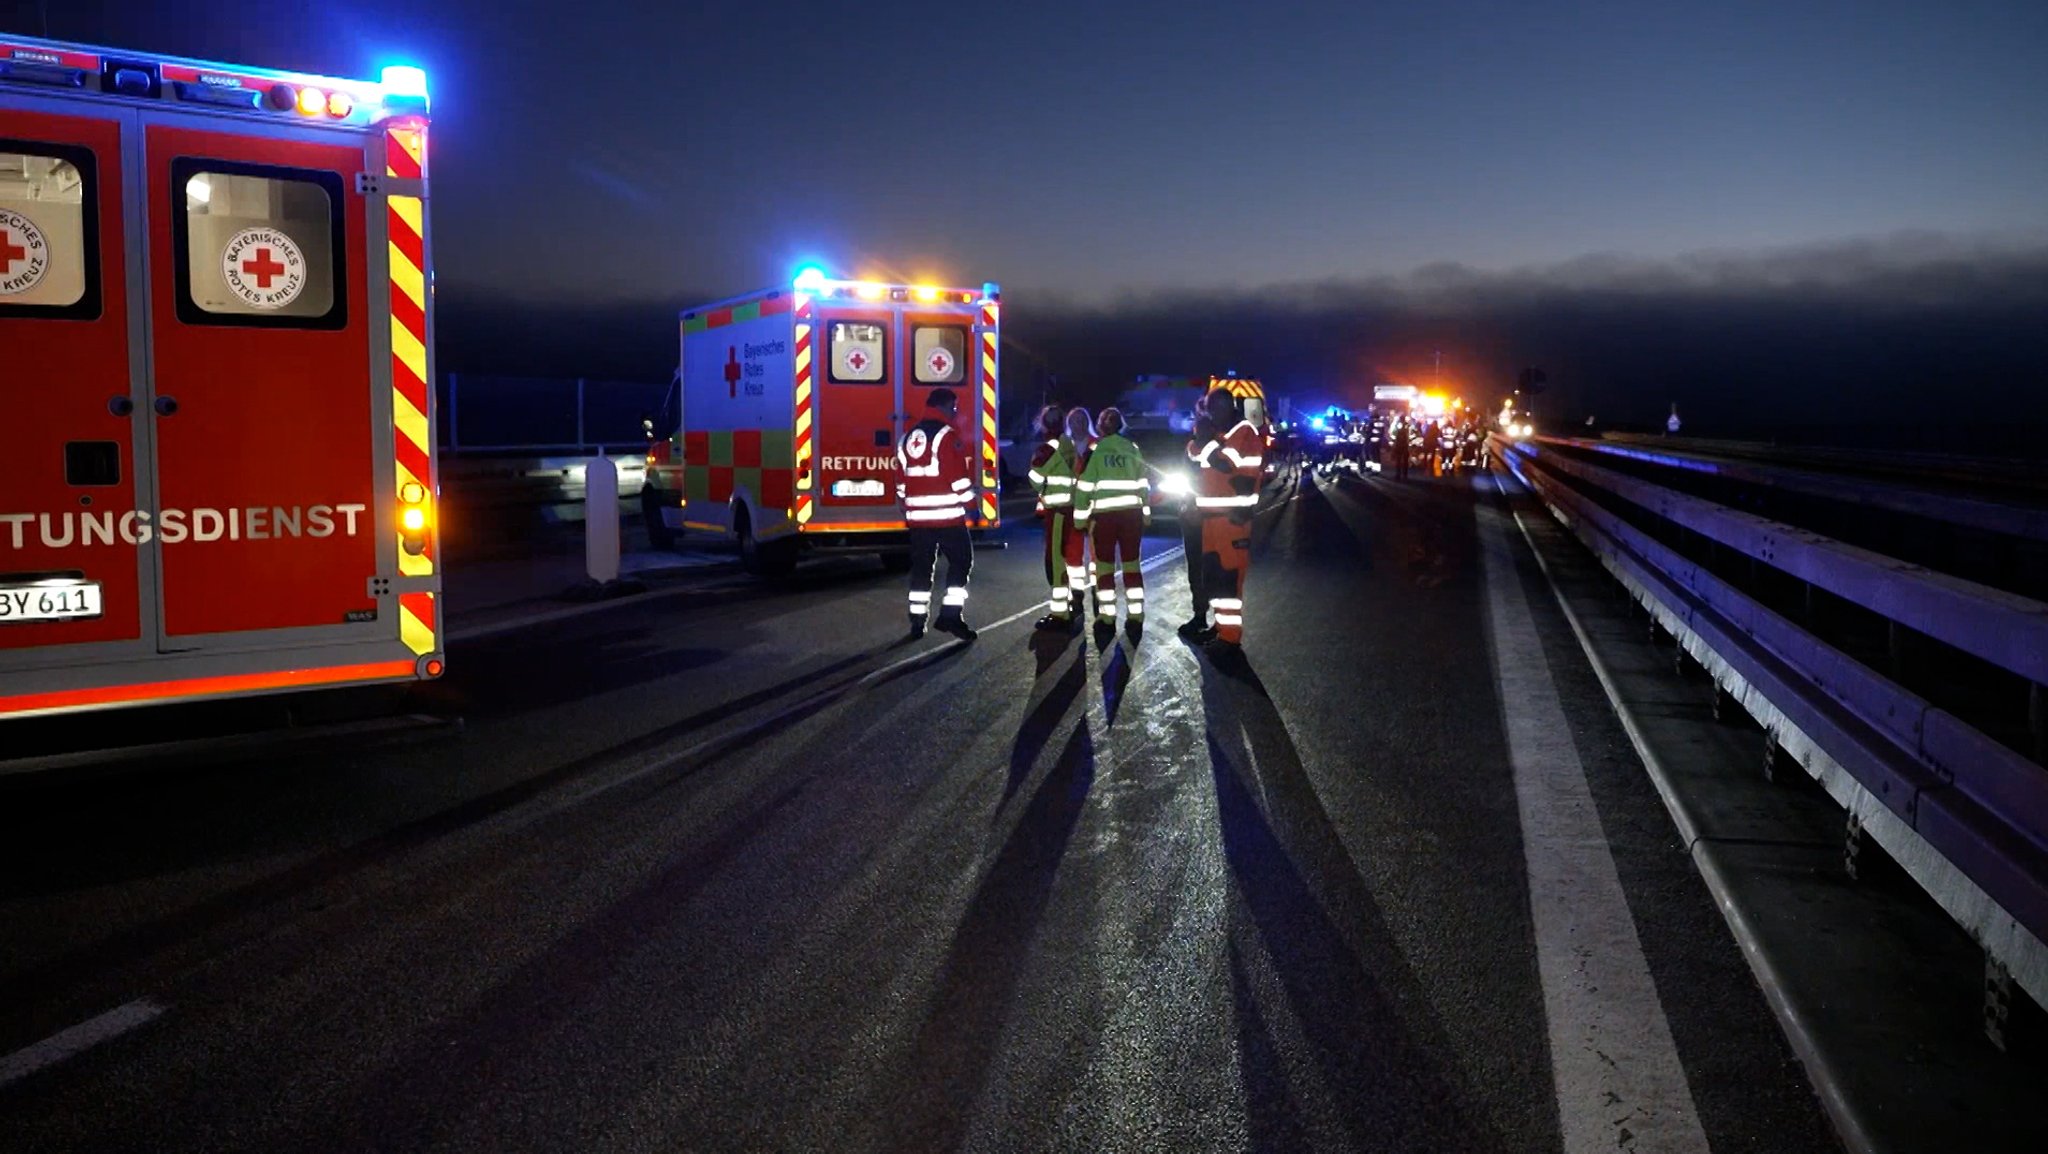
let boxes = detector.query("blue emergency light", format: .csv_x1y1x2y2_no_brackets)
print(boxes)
380,64,429,111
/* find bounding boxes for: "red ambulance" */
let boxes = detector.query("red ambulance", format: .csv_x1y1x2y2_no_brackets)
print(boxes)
0,36,443,719
643,270,1001,575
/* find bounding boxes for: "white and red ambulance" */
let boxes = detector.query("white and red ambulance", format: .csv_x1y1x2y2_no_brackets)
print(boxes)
643,271,1001,575
0,36,442,719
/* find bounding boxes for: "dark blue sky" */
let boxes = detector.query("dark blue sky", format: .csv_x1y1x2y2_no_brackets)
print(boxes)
15,0,2046,301
9,1,2048,440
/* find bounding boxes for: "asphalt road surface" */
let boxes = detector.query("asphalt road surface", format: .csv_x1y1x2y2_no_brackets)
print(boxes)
0,465,1843,1153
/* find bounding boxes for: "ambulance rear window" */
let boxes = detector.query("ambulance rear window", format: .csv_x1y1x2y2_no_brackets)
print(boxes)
912,326,966,385
173,159,345,329
0,143,98,318
829,321,887,383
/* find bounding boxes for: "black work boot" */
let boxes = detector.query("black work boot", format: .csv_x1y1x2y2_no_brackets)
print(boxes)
1178,617,1214,643
936,612,978,642
908,615,928,640
1093,619,1116,648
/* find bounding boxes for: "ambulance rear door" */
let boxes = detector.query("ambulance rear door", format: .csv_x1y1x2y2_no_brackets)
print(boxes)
0,94,152,659
813,303,903,524
141,112,385,650
903,303,990,523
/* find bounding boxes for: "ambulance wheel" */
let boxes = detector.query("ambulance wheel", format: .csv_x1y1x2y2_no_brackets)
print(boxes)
737,507,796,577
641,488,678,549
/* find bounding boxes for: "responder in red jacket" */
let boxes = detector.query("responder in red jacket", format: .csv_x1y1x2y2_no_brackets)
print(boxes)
897,388,977,641
1185,387,1262,652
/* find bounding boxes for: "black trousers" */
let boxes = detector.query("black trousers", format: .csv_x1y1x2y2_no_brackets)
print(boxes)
908,523,974,619
1180,513,1207,622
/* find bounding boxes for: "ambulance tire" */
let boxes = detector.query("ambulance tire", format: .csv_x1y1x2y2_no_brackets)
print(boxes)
641,488,678,549
736,506,796,577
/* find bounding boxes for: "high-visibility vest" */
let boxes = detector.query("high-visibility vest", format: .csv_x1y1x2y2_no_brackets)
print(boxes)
1075,432,1150,523
896,415,974,524
1031,437,1084,509
1191,422,1262,513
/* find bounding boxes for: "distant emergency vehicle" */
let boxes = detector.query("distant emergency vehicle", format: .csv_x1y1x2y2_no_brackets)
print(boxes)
1,37,441,719
644,271,1002,574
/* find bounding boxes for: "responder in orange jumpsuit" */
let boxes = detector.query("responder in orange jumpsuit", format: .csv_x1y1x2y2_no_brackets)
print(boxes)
1209,391,1264,648
1181,388,1261,650
1024,405,1075,629
897,388,977,641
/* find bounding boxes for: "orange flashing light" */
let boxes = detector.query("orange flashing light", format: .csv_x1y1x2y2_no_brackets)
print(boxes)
326,90,354,118
296,86,326,116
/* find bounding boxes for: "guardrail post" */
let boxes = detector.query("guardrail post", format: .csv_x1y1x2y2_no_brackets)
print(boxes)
1986,953,2015,1052
1712,682,1738,724
576,378,587,450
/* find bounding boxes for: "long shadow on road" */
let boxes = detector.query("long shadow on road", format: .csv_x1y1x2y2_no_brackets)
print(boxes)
1202,657,1503,1152
877,719,1097,1152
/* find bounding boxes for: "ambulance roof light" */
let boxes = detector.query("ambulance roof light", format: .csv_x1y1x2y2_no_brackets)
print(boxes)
380,64,429,111
793,265,828,290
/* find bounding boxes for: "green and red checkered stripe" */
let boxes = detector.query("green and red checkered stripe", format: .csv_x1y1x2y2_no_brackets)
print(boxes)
683,428,797,512
682,293,794,334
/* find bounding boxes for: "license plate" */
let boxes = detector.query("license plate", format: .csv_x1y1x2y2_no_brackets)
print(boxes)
831,479,888,498
0,580,103,623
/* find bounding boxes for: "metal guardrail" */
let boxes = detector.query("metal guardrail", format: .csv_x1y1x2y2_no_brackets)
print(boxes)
1501,433,2048,1027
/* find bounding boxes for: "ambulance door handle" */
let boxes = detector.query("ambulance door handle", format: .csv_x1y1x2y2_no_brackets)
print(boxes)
108,396,135,418
154,396,179,417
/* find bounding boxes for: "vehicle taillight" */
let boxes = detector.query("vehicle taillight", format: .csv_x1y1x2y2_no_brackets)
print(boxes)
398,481,432,554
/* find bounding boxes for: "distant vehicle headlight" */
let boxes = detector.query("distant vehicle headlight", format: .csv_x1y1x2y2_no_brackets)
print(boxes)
1159,472,1192,497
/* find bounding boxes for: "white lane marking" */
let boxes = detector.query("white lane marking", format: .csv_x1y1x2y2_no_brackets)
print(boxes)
0,999,166,1090
1496,468,1876,1154
1478,493,1710,1153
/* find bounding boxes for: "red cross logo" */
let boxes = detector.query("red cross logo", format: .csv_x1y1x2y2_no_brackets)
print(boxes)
725,347,743,398
241,247,287,288
0,228,24,274
847,348,870,374
927,349,953,378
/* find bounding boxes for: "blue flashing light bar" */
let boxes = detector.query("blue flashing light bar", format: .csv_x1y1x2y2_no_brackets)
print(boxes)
380,64,429,110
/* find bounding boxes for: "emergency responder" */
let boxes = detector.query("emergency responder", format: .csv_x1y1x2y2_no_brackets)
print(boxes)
1392,415,1414,479
1053,408,1097,625
1075,406,1150,642
1209,390,1264,650
1421,419,1443,477
1177,402,1222,642
1025,406,1076,629
896,388,977,641
1182,388,1261,651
